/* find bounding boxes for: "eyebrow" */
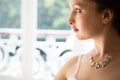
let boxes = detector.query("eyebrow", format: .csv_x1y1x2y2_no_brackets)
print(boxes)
72,2,83,8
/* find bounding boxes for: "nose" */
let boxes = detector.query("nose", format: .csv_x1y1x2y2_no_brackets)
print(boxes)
68,14,75,26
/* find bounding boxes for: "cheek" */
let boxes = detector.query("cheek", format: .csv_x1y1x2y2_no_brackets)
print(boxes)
76,17,90,30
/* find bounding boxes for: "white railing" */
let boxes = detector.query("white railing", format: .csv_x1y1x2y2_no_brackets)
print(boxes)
0,28,71,37
0,28,74,80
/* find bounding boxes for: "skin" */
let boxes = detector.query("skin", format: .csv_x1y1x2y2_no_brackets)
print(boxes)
54,0,120,80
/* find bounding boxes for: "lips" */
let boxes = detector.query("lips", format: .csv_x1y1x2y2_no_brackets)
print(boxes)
71,25,79,32
71,28,79,33
71,27,79,33
74,28,79,32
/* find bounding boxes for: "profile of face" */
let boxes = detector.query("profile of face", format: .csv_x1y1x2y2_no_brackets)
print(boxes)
68,0,105,40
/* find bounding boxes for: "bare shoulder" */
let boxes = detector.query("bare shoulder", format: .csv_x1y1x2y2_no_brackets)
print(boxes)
54,55,80,80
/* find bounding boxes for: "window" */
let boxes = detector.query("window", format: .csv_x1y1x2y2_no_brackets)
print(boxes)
0,0,93,80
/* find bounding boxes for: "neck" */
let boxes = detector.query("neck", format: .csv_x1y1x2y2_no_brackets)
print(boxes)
92,27,120,58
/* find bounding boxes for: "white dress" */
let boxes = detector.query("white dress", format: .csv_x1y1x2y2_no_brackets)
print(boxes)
68,55,82,80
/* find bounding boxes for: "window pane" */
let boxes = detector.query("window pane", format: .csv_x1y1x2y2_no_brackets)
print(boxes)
0,0,20,28
38,0,70,30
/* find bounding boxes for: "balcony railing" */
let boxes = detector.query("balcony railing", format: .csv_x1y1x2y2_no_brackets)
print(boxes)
0,28,74,80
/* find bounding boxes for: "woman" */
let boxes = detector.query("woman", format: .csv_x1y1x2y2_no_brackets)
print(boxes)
54,0,120,80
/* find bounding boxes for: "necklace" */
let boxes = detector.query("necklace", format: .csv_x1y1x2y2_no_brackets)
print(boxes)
90,55,113,69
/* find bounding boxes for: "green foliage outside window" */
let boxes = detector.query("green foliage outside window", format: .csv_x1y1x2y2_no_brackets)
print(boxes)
38,0,70,30
0,0,20,28
0,0,70,30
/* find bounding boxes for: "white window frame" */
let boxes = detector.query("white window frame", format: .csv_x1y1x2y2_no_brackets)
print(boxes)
21,0,37,80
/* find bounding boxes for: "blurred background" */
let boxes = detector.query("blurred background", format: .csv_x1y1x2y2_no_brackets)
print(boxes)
0,0,94,80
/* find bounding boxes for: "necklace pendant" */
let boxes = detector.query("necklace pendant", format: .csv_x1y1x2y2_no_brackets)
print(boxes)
91,62,95,67
95,63,100,69
101,64,105,68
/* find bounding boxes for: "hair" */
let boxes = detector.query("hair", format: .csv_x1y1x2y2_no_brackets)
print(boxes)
92,0,120,35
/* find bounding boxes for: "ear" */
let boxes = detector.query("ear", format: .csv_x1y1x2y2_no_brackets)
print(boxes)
102,9,114,24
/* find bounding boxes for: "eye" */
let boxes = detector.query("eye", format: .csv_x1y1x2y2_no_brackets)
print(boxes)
75,8,81,13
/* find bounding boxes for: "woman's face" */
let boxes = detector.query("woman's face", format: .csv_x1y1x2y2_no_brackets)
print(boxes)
68,0,104,40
